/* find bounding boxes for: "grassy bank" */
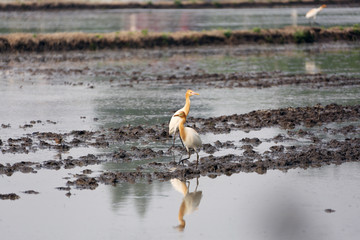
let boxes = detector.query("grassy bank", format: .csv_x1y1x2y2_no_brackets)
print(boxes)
1,1,359,11
0,26,359,52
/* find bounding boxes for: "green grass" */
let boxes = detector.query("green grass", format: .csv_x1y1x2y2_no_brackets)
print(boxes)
223,29,232,38
253,27,261,33
294,30,314,44
213,1,221,8
161,33,170,44
174,0,182,7
141,29,149,36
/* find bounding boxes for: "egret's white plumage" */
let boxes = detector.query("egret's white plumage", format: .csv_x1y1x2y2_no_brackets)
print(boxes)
306,4,326,20
169,90,199,146
182,127,202,154
174,111,202,165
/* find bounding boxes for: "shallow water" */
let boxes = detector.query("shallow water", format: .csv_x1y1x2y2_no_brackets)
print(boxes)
1,44,360,239
1,163,360,240
1,44,359,133
1,7,360,33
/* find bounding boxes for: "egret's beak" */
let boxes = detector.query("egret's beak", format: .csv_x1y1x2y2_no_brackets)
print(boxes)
191,92,200,96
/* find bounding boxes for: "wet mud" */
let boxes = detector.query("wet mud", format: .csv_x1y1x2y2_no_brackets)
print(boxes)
1,104,359,193
1,27,359,52
142,72,360,89
0,193,20,200
66,136,359,190
2,54,360,89
66,131,360,190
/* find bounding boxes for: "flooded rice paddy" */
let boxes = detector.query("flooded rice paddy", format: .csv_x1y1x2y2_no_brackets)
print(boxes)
1,7,360,34
1,42,360,239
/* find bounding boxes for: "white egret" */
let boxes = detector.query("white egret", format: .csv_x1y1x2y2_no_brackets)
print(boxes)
306,4,327,25
173,111,202,166
169,89,199,147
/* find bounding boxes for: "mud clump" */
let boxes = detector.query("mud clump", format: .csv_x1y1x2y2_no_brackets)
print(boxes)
0,161,37,176
67,176,99,190
202,143,217,154
98,171,149,185
0,193,20,200
325,209,336,213
191,104,360,134
23,190,39,194
241,137,262,146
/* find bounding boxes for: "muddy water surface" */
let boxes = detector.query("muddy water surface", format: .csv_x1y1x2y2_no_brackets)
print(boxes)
1,44,360,239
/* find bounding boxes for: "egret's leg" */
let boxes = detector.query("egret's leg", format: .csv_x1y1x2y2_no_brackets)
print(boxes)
179,151,191,165
179,132,185,147
172,130,177,148
168,131,176,151
195,152,199,169
178,153,183,162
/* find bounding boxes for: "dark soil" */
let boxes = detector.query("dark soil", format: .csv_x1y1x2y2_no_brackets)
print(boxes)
1,103,359,192
0,193,20,200
22,190,40,194
2,53,360,89
66,136,360,190
1,27,359,52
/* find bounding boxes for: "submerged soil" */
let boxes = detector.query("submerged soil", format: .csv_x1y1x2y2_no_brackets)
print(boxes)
1,27,359,52
2,51,360,88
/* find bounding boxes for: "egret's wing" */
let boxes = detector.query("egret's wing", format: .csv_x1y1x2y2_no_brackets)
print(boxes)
305,8,317,18
169,116,181,135
184,127,202,150
169,108,185,135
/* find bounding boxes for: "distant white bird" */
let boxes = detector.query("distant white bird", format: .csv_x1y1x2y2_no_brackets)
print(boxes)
305,4,327,25
173,111,202,166
169,89,199,147
171,178,202,231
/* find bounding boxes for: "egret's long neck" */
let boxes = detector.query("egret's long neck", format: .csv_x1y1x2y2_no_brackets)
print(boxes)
178,117,186,142
183,93,191,116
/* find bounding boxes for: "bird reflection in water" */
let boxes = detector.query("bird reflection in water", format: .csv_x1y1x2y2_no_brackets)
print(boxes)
305,60,321,74
171,177,203,231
